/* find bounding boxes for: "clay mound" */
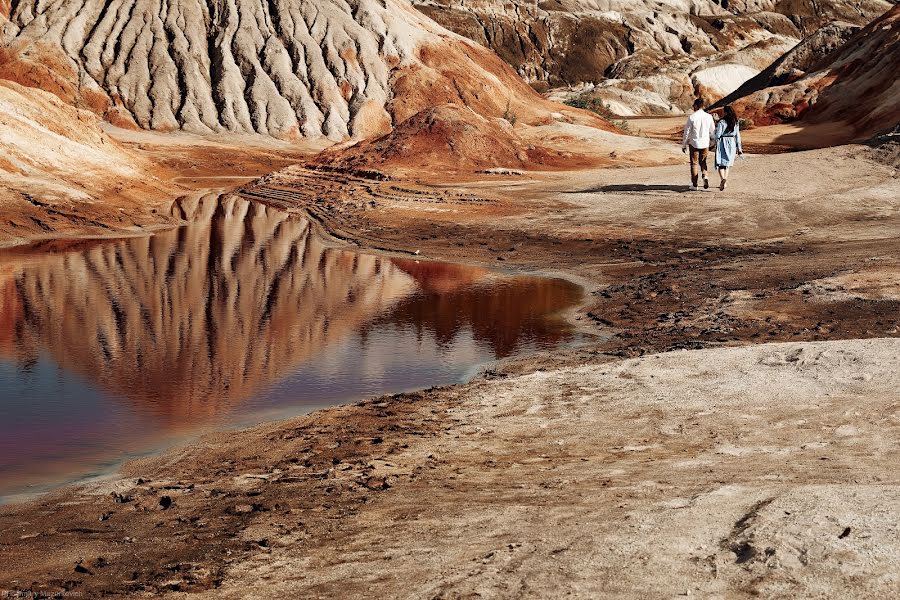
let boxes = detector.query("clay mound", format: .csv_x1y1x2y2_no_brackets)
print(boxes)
0,80,153,193
0,0,573,141
730,5,900,140
0,79,173,244
314,104,593,174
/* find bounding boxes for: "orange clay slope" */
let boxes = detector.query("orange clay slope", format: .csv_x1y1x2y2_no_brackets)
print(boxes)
0,0,626,246
0,79,177,245
729,5,900,143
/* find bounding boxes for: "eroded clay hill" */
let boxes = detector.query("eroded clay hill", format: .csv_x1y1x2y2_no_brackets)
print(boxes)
0,0,624,246
0,0,573,141
728,4,900,140
415,0,893,114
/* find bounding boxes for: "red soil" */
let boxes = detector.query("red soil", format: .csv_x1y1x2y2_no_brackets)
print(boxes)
316,103,605,175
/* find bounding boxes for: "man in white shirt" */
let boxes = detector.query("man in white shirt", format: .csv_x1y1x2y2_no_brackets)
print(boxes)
682,98,716,190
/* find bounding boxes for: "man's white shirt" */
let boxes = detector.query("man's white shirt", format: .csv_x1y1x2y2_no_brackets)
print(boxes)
682,109,715,149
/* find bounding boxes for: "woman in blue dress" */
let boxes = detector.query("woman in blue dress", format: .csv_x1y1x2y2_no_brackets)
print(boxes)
714,105,744,191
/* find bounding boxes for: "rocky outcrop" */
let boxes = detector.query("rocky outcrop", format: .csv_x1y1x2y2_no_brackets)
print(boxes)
0,0,566,141
867,128,900,169
413,0,893,113
729,4,900,139
582,38,798,115
714,21,861,109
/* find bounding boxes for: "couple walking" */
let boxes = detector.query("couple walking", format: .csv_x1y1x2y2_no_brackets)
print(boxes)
682,99,743,191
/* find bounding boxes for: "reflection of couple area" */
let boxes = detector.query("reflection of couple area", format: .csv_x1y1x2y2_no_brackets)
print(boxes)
0,195,578,422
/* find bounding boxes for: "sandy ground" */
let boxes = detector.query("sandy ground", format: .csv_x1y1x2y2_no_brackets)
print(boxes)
1,137,899,598
191,337,900,599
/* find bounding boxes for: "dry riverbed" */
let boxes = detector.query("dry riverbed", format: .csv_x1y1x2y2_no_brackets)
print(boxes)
1,139,899,598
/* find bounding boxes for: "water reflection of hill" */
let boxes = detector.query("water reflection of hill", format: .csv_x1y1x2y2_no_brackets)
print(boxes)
0,196,581,424
386,259,581,358
0,195,418,421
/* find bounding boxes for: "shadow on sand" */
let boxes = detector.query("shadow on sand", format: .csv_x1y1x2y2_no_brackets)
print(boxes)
570,184,693,194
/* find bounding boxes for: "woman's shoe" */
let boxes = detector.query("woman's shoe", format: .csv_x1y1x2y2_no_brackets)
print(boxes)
720,179,727,191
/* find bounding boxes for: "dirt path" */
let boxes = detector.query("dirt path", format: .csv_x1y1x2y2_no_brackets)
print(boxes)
1,142,899,598
243,144,900,355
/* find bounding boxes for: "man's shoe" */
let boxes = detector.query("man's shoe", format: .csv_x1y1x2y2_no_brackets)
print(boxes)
691,185,699,191
703,176,710,189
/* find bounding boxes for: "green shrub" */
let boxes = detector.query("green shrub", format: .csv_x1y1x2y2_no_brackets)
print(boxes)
563,94,617,120
563,96,591,110
564,93,631,132
502,100,518,126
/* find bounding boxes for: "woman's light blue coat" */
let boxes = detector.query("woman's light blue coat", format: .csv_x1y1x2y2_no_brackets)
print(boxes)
714,120,742,168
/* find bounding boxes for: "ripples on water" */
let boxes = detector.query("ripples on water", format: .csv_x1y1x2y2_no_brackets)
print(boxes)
0,195,581,498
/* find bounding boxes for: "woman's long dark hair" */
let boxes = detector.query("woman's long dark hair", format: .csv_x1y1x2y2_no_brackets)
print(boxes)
723,105,738,135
